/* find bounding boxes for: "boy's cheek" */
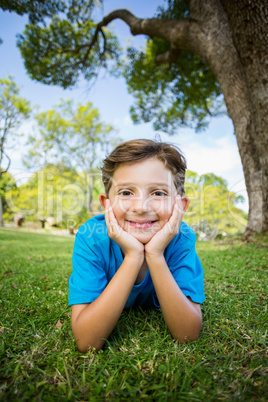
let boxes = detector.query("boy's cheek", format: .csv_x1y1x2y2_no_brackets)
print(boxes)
152,199,173,215
158,202,174,216
111,198,131,214
152,222,162,233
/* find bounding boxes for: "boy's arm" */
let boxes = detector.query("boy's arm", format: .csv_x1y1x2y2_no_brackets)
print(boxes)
72,253,143,352
71,201,144,352
145,254,202,342
145,196,202,342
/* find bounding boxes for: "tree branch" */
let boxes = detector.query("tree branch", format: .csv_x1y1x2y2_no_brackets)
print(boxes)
45,9,202,71
95,9,201,65
2,151,11,174
154,47,181,65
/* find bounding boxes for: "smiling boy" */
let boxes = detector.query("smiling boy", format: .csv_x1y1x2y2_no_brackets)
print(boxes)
69,139,205,352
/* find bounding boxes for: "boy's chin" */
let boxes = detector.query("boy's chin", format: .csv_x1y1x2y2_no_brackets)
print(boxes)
125,225,161,244
132,232,154,244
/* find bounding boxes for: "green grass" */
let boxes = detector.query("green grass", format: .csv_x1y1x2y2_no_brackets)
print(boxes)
0,227,267,401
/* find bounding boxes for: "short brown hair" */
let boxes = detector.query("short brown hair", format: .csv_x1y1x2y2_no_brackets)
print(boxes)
101,139,187,195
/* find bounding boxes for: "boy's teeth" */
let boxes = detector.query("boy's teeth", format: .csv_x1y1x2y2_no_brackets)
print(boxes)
129,220,154,224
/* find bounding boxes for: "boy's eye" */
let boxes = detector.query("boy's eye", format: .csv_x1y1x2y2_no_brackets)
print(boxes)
152,190,167,197
118,190,132,196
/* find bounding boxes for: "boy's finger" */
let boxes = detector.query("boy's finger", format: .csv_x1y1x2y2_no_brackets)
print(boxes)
105,198,112,211
168,196,183,230
105,201,121,236
107,203,117,224
176,195,185,215
104,200,115,229
169,204,180,228
104,205,111,228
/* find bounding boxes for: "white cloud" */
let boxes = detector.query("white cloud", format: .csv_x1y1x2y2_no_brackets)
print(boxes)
112,114,132,128
184,136,240,176
179,136,248,212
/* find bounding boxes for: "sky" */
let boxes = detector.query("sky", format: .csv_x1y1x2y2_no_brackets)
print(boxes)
0,0,248,212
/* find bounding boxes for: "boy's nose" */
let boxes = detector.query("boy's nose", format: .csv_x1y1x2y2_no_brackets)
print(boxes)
131,196,151,213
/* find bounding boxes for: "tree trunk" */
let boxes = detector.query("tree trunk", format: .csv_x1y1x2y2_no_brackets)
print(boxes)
86,172,94,216
221,0,268,233
186,0,268,233
0,194,4,227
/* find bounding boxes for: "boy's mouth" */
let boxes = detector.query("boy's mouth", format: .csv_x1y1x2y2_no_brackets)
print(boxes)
126,219,158,229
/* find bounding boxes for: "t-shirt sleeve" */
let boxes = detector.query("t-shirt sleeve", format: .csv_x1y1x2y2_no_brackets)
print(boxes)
68,230,108,306
164,230,205,304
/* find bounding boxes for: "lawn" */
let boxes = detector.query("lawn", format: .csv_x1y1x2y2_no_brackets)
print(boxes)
0,227,267,401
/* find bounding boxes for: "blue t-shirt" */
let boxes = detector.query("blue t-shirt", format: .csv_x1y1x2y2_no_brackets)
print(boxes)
68,214,205,308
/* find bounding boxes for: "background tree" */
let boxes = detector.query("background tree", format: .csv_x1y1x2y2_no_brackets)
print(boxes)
185,171,247,239
2,0,267,234
0,170,17,222
25,100,118,216
0,0,99,43
5,164,98,228
0,77,30,226
5,165,246,235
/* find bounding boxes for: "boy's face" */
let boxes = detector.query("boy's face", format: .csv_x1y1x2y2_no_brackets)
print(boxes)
100,158,189,244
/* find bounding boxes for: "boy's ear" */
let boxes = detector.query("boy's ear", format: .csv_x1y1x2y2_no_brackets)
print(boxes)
99,193,108,210
181,195,190,213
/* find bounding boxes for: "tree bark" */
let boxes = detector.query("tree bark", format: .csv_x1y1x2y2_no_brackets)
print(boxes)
97,0,267,233
220,0,268,232
0,194,4,227
188,0,268,233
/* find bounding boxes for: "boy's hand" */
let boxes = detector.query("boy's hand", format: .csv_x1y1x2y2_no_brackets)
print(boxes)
145,195,184,258
105,199,145,259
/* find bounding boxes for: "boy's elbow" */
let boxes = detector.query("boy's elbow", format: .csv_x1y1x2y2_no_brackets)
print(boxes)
172,330,200,344
75,335,106,353
76,342,89,353
72,315,106,352
179,332,200,343
172,317,202,343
